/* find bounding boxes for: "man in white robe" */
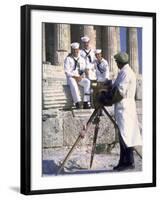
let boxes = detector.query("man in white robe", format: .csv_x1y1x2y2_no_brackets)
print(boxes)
98,52,142,171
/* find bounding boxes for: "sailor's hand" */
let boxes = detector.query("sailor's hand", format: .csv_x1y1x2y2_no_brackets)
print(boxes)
75,76,82,82
85,69,89,77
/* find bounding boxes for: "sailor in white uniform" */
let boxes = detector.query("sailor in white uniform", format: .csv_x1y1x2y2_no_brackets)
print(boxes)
80,36,96,80
64,42,91,109
94,49,109,82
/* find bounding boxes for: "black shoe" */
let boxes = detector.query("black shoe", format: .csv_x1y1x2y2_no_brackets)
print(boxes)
83,102,91,109
113,163,135,171
75,102,81,109
113,163,124,171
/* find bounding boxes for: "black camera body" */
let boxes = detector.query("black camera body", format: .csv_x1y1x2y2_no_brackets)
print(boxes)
91,80,111,108
91,79,122,107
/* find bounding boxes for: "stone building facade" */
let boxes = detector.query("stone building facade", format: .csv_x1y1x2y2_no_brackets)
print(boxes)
43,23,141,77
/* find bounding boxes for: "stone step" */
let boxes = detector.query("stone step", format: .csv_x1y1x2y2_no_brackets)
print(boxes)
44,104,71,109
43,93,67,97
43,109,59,117
72,109,94,117
44,100,69,105
44,99,72,104
43,90,68,94
43,98,72,103
43,91,72,98
43,85,70,90
45,82,67,86
43,85,67,89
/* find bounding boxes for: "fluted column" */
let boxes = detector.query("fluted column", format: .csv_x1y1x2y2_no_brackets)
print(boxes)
42,23,46,63
53,24,71,66
83,25,96,48
115,27,121,52
127,27,139,74
102,27,120,78
71,25,96,48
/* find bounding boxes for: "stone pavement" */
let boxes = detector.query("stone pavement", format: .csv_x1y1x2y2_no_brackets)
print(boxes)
42,144,142,176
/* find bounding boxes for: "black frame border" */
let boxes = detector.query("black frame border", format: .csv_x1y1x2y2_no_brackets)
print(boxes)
20,4,156,195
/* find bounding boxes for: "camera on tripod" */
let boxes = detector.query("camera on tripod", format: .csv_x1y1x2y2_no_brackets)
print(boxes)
90,80,112,108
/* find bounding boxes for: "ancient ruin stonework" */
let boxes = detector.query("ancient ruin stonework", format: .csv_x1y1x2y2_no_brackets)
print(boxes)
42,24,142,150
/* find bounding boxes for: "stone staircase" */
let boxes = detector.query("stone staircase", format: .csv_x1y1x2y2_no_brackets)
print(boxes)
43,78,73,109
42,64,73,110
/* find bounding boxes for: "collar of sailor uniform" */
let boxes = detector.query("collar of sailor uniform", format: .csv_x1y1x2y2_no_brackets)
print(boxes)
96,57,103,64
72,55,80,60
83,48,91,53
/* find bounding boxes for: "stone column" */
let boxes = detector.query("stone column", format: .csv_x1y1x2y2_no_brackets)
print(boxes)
127,28,142,100
42,23,46,63
83,25,96,48
71,25,96,48
95,26,102,49
45,23,54,64
53,24,71,66
102,26,120,78
127,27,139,74
115,27,121,52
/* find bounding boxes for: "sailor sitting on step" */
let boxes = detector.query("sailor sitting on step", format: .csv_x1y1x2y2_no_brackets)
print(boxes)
94,49,109,83
80,36,96,80
64,42,91,109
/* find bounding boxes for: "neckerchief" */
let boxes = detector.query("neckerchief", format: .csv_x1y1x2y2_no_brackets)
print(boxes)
83,49,92,63
96,60,105,74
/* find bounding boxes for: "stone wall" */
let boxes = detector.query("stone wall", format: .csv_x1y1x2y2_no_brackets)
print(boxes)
42,104,142,148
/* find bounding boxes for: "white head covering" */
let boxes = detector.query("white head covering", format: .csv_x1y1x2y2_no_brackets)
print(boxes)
81,36,90,42
95,49,102,54
71,42,80,49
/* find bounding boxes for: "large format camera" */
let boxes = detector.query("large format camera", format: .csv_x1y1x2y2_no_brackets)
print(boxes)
90,79,123,108
90,80,111,108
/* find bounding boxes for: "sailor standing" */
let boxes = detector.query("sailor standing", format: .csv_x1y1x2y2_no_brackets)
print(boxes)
94,49,109,82
64,42,91,109
80,36,96,80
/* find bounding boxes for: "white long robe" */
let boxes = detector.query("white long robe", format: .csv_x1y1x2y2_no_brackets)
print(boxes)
113,64,142,147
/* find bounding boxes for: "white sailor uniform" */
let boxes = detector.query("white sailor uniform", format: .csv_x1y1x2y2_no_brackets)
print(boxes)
94,58,109,82
80,48,96,80
64,55,91,104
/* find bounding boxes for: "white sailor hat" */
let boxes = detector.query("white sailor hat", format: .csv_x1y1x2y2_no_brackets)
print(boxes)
81,36,90,42
71,42,80,49
95,49,102,54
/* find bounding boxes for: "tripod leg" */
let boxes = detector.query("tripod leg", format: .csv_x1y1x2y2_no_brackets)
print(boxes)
102,106,118,128
134,146,142,159
90,116,100,168
56,107,100,175
56,135,81,175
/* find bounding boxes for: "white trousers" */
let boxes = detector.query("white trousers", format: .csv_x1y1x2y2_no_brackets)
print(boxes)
67,77,91,103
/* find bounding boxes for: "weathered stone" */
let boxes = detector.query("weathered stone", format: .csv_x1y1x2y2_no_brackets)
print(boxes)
43,117,63,148
42,146,142,175
63,109,116,147
102,26,120,78
127,27,139,74
136,76,142,100
43,109,59,118
42,23,46,63
53,24,71,66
